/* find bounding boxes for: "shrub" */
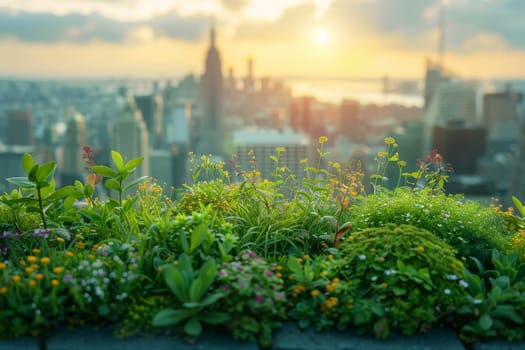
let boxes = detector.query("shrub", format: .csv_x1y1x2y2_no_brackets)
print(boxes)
338,224,469,335
215,250,287,347
346,189,512,267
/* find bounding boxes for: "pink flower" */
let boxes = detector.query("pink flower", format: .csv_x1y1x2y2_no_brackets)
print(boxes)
255,295,265,303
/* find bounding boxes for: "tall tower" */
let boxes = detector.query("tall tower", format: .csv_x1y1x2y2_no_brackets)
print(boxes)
61,111,88,185
198,27,224,156
111,99,149,180
6,110,33,146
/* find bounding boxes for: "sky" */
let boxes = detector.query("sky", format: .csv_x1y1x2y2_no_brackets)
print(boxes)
0,0,523,80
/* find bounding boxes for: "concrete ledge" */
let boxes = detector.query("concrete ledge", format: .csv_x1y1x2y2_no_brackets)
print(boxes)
272,323,466,350
3,323,525,349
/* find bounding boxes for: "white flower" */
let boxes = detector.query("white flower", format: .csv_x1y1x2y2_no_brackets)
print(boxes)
459,280,469,288
371,275,378,281
473,299,483,304
358,254,367,260
446,274,458,281
444,288,451,295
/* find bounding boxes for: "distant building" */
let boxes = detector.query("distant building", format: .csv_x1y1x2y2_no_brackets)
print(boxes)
197,27,224,156
510,118,525,201
423,60,452,111
61,111,88,185
340,99,362,142
423,80,477,153
134,94,163,148
0,145,36,193
111,99,149,181
483,89,523,153
6,110,33,146
232,128,311,181
432,121,487,175
243,57,255,92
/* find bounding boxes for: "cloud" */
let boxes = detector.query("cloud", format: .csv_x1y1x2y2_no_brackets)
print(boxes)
0,8,208,43
234,3,317,41
220,0,249,12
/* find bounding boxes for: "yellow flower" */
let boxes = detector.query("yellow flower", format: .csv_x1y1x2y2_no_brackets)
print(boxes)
56,237,65,243
303,254,310,260
276,265,283,271
27,256,37,263
40,257,51,264
375,256,385,263
28,280,37,288
51,279,59,287
326,283,335,293
12,275,21,283
384,137,396,145
327,255,333,260
75,242,86,249
66,251,75,258
35,273,44,281
25,267,34,274
53,267,64,274
88,255,96,260
276,272,283,279
380,282,388,288
311,290,319,298
19,260,27,267
0,262,6,269
319,136,328,144
333,278,340,284
275,147,286,153
0,287,7,294
416,246,425,254
32,248,41,254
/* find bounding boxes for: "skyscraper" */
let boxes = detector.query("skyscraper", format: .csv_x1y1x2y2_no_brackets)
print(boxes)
61,111,88,185
111,99,149,181
5,110,33,146
197,27,224,156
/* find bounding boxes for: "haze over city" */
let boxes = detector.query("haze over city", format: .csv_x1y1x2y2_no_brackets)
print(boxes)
0,0,524,205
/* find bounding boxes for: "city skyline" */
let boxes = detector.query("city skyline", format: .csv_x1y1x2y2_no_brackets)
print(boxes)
0,0,524,80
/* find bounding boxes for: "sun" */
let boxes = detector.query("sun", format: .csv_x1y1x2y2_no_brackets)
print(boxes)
314,30,329,45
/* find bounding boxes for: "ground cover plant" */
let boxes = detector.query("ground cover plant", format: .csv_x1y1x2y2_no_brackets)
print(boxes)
1,137,525,347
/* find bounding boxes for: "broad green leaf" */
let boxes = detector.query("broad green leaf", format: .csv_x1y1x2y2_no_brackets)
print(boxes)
198,292,225,308
202,312,230,325
392,287,406,296
6,177,36,188
36,161,56,182
184,316,202,337
21,153,34,175
191,259,217,301
123,157,144,171
152,309,191,327
163,265,187,301
111,151,124,171
189,223,208,253
84,183,94,198
91,165,117,178
479,314,493,331
47,186,74,201
105,179,121,191
28,165,39,182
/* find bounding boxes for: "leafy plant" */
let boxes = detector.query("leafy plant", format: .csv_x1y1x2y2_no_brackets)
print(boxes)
4,153,73,229
152,254,230,339
216,250,287,347
338,224,469,336
91,150,147,208
348,188,512,267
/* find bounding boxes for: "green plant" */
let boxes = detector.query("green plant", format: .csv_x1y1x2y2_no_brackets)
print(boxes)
216,250,287,347
152,254,230,339
3,154,73,229
458,250,525,342
338,224,469,336
91,150,147,208
348,188,511,267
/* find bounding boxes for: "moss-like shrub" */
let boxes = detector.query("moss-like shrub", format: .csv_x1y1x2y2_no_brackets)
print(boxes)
346,189,512,267
338,224,469,335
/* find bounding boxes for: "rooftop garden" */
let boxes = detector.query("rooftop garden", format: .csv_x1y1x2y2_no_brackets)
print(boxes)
1,137,525,348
